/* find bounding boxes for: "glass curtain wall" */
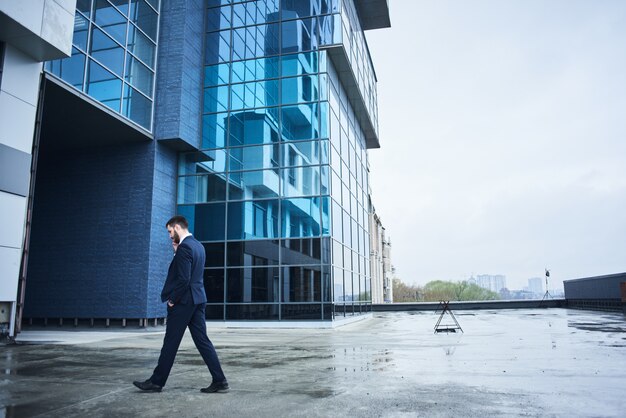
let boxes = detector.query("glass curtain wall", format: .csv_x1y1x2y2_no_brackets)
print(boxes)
44,0,159,130
178,0,372,320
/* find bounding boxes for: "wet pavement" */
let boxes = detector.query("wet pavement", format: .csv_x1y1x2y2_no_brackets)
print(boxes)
1,309,625,417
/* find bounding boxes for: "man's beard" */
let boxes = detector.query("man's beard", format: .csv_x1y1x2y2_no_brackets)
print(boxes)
173,231,180,244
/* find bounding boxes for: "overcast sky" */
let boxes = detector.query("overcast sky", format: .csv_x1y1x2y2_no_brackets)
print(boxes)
365,0,626,291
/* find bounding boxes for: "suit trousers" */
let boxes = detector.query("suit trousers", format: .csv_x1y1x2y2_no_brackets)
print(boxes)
150,303,227,387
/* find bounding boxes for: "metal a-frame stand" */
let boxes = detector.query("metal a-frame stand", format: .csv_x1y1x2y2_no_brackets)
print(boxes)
434,300,463,334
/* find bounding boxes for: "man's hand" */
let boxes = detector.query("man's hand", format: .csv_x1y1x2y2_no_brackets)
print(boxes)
167,300,174,307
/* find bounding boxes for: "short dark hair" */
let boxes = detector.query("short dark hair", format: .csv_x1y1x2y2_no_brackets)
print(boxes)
166,215,188,229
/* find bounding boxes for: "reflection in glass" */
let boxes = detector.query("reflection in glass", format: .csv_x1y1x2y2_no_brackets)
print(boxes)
207,4,231,31
178,150,227,175
229,144,278,172
90,27,124,76
205,30,231,65
130,0,158,40
178,203,226,241
204,269,225,302
229,109,280,146
227,267,280,302
94,0,127,45
86,59,122,111
281,166,321,198
228,170,280,200
122,84,151,129
282,265,321,302
73,13,89,51
203,243,225,267
227,240,280,266
226,304,279,320
281,304,322,320
127,23,155,68
177,174,227,204
227,199,279,239
46,48,86,90
281,74,318,104
281,17,318,54
281,197,321,238
205,62,230,87
202,113,228,149
231,79,279,110
281,238,321,265
281,103,319,141
231,56,279,83
125,53,153,97
282,140,320,167
281,51,318,77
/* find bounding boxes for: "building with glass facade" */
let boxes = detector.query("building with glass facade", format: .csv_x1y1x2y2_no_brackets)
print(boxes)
0,0,390,335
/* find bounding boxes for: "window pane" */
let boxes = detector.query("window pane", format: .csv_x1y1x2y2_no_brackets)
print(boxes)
206,30,231,65
204,269,225,302
203,243,225,267
281,18,317,54
281,0,319,19
231,56,279,83
129,0,158,40
281,74,318,104
46,48,86,90
281,166,321,197
226,267,280,302
229,143,278,172
282,266,321,302
230,79,279,110
227,240,280,267
177,173,227,204
228,108,280,146
125,53,153,97
281,103,319,141
281,52,318,77
228,170,280,200
122,84,151,129
90,27,124,76
207,5,231,32
86,59,121,111
94,0,127,45
281,197,321,238
202,112,228,149
204,85,229,113
225,304,279,320
77,0,92,18
178,203,226,241
178,150,227,175
204,63,230,87
73,12,89,51
128,23,156,68
281,238,321,265
227,199,280,239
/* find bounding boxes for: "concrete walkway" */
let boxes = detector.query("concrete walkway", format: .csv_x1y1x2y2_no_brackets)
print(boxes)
2,309,625,417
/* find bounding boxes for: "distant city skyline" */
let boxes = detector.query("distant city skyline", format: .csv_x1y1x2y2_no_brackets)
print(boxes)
366,0,626,290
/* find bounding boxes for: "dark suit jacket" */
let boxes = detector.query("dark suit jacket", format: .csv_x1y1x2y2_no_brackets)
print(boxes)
160,235,207,305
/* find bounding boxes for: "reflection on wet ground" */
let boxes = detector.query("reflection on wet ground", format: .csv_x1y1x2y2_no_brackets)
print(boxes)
1,308,625,417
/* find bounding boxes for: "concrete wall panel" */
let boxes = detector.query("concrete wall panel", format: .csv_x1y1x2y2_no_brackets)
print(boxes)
2,45,42,106
0,247,21,301
0,91,38,153
0,0,46,35
0,192,27,249
41,0,74,56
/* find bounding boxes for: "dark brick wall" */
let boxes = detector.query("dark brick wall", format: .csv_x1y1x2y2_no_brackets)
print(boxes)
154,0,204,148
24,140,174,319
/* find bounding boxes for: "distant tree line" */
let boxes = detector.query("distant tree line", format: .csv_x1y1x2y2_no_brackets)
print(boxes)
392,278,500,302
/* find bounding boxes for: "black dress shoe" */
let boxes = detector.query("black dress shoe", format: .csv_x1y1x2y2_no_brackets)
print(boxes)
133,379,162,392
200,381,229,393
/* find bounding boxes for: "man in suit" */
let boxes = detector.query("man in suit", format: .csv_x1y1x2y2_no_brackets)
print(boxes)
133,215,229,393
